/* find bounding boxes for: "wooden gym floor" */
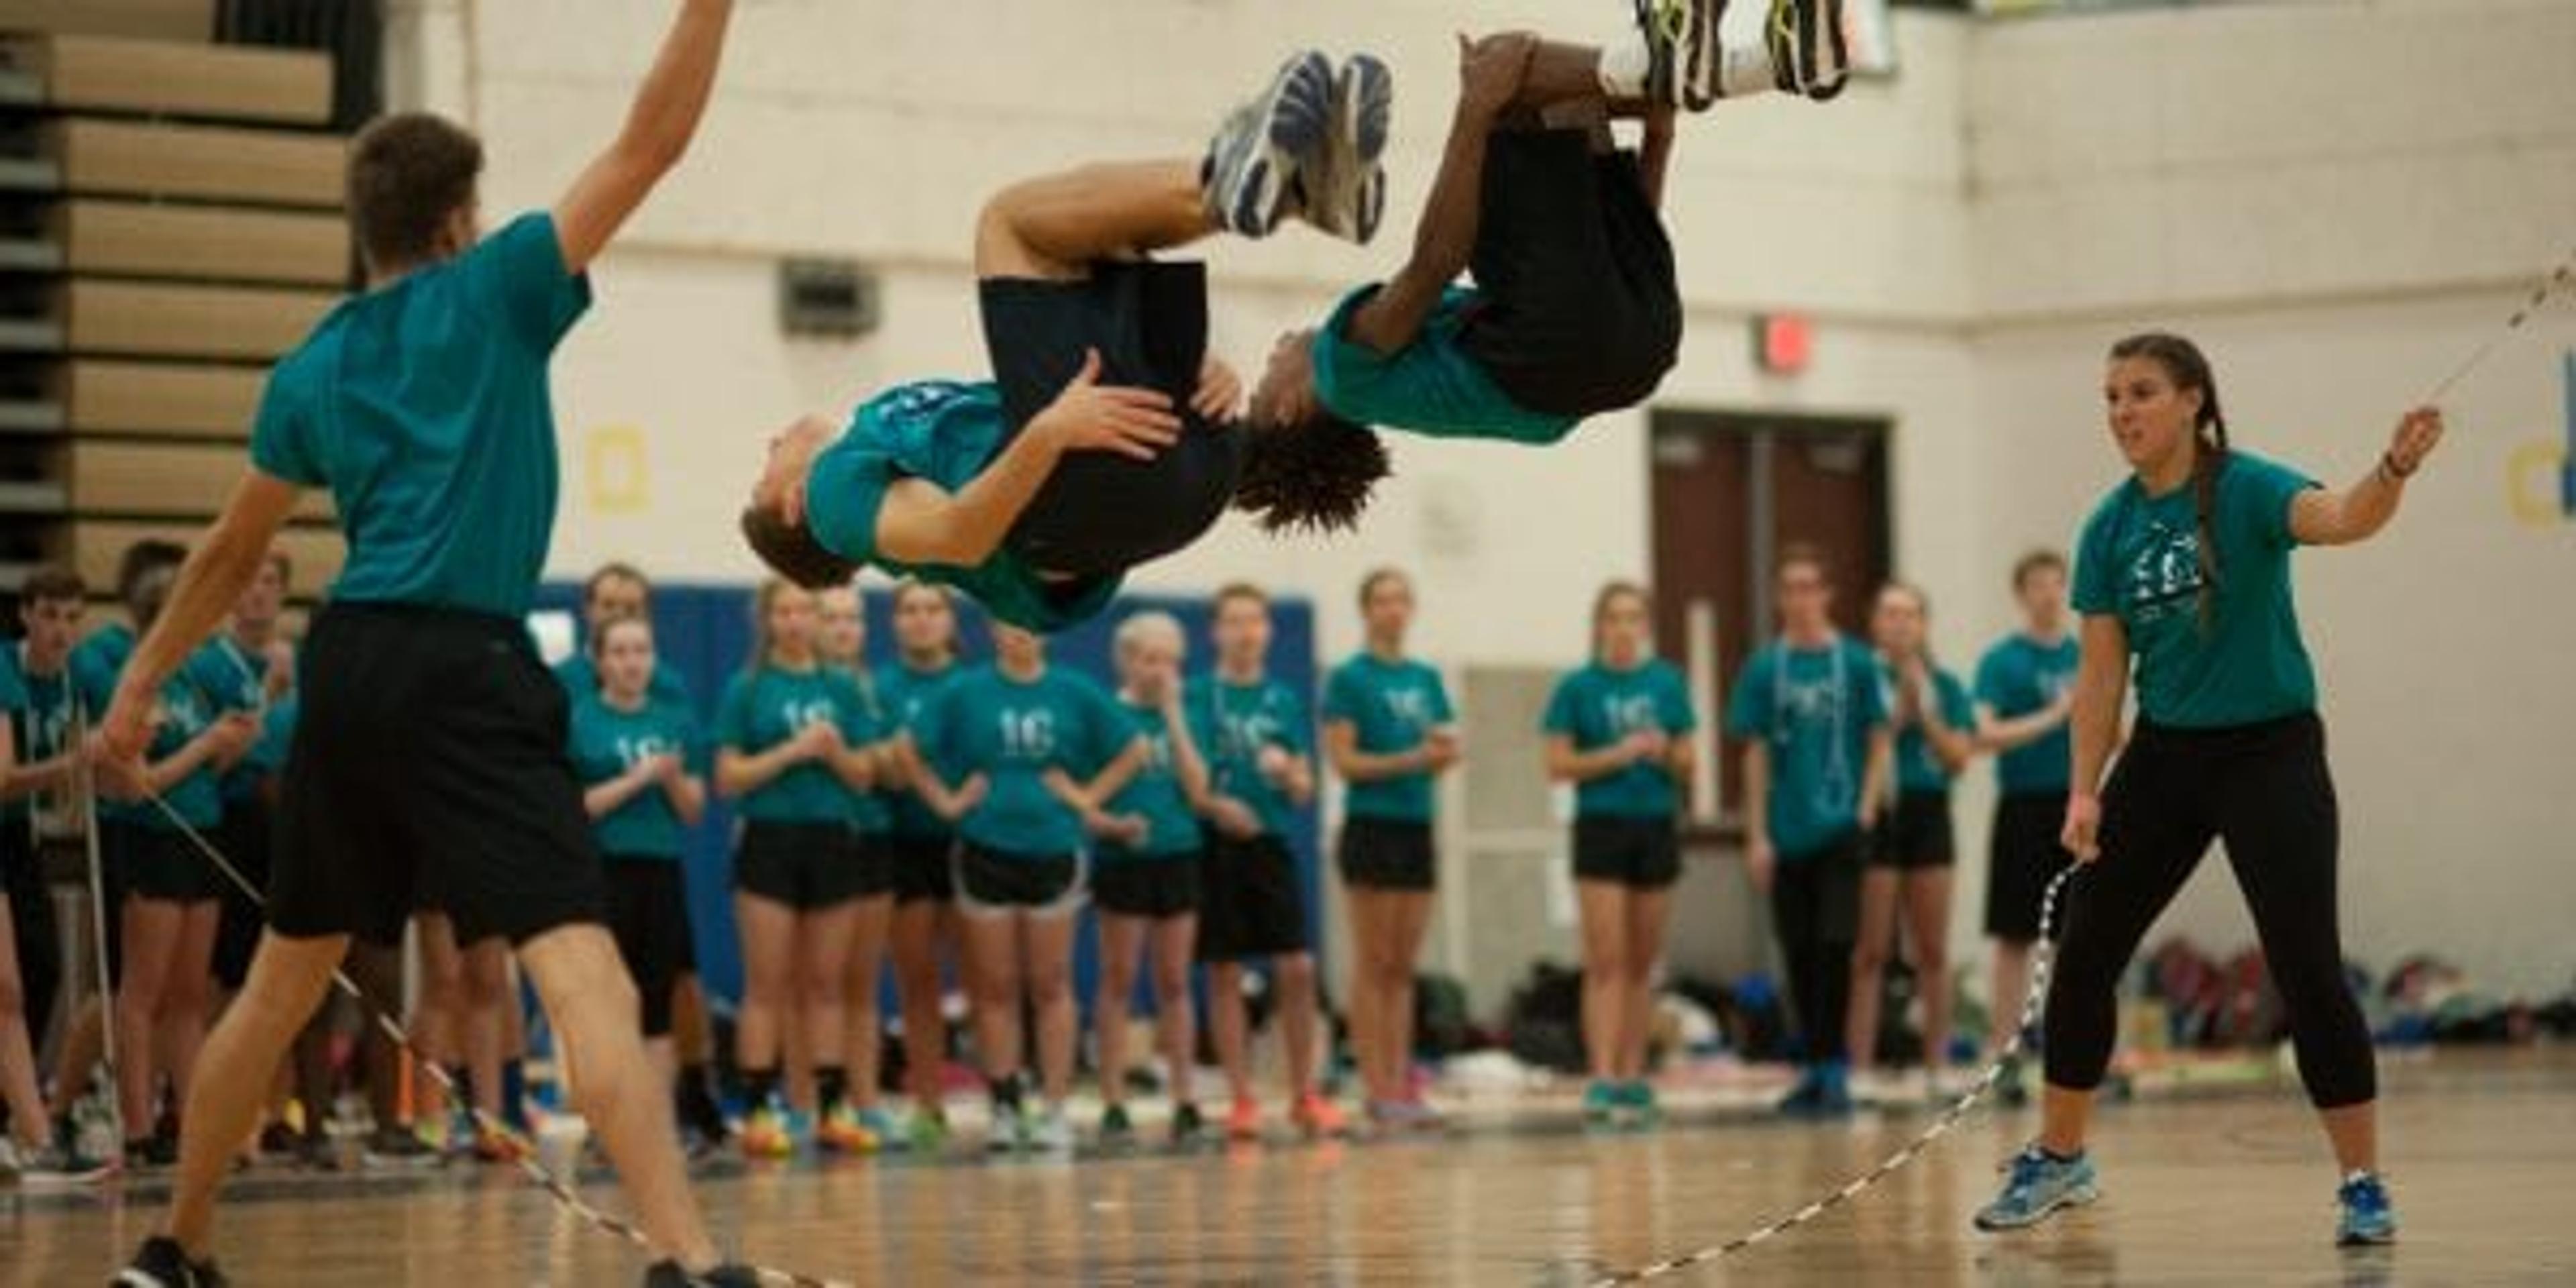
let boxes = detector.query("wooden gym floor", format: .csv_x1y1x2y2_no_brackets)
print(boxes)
5,1049,2571,1285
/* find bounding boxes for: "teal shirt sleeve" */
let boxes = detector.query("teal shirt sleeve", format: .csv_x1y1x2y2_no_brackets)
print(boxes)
247,361,322,487
466,213,592,352
1321,663,1364,726
1972,645,2012,710
1273,686,1311,757
2070,490,2124,617
1654,663,1698,733
1937,669,1974,731
803,423,897,568
0,658,24,713
1540,672,1581,737
1853,644,1892,728
2229,453,2317,551
714,674,755,749
1723,649,1776,739
1085,678,1140,774
1428,669,1456,724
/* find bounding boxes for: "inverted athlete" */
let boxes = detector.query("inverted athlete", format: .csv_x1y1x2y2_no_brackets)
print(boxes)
1236,0,1851,533
739,50,1393,632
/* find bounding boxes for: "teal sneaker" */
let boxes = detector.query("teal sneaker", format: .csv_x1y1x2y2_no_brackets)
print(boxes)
1099,1103,1136,1148
1582,1080,1622,1126
1619,1080,1662,1130
1776,1068,1823,1117
1975,1145,2100,1232
1813,1061,1854,1118
2335,1171,2397,1246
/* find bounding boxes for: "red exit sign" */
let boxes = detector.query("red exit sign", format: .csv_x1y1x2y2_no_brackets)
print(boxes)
1754,314,1813,374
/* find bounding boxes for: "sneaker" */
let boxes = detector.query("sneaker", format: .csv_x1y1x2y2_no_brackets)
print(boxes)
1224,1095,1263,1142
1974,1145,2100,1232
855,1106,900,1151
1996,1055,2030,1108
1813,1063,1856,1118
113,1235,228,1287
1635,0,1728,110
1028,1107,1075,1155
1297,54,1394,244
472,1126,531,1166
817,1104,880,1155
1292,1093,1346,1138
1765,0,1851,101
255,1122,301,1158
361,1125,439,1171
1582,1080,1623,1126
1776,1070,1823,1118
1099,1103,1136,1148
904,1108,950,1153
2336,1171,2398,1247
124,1133,179,1172
1201,50,1338,238
738,1102,796,1161
1619,1081,1663,1130
1170,1102,1208,1146
641,1261,762,1287
14,1140,113,1187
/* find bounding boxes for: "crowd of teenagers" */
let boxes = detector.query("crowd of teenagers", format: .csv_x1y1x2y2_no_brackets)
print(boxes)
33,0,2449,1281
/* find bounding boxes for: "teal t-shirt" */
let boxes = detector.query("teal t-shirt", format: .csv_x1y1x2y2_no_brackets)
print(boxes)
1881,661,1973,796
2072,451,2318,729
833,665,894,835
1100,697,1203,861
83,649,228,833
1724,637,1889,858
248,694,297,780
1974,633,2080,796
1311,284,1580,445
804,380,1120,634
877,659,961,840
70,627,144,824
1187,674,1312,839
0,644,79,824
181,637,276,802
918,664,1135,858
714,664,873,824
569,693,702,861
1322,652,1454,823
250,213,590,619
1542,659,1697,820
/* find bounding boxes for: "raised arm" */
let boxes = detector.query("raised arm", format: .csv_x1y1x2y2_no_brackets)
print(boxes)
97,473,301,765
871,351,1178,567
2059,614,2133,861
1341,34,1531,356
2290,407,2445,547
552,0,736,274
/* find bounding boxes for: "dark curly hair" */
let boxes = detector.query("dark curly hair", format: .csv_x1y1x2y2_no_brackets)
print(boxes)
1233,413,1391,535
739,504,860,591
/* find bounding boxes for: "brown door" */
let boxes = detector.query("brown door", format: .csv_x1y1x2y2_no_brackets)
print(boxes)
1649,410,1890,823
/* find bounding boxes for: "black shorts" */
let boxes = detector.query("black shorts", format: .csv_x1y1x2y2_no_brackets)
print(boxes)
212,798,273,988
120,820,222,904
2,820,61,1038
270,604,606,949
603,858,691,1037
1572,816,1681,890
734,821,886,910
1091,855,1201,920
1336,817,1435,893
1986,792,2076,943
1871,790,1956,871
979,259,1244,576
1457,128,1680,419
1195,834,1310,961
955,842,1083,914
889,833,957,905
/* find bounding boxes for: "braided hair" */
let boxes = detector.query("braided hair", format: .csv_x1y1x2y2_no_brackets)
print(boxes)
2108,332,2230,632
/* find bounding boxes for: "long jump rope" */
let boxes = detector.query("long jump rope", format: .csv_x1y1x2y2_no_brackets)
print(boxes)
67,246,2573,1287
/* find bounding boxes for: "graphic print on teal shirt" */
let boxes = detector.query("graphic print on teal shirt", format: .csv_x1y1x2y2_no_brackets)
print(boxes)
0,644,78,824
878,659,960,839
919,665,1135,858
1188,674,1312,839
1723,638,1888,857
1880,661,1973,795
1323,653,1454,823
570,694,702,860
2072,450,2318,729
801,380,1120,634
1541,659,1696,820
1311,284,1580,445
249,213,590,619
1974,633,2080,796
715,665,871,824
1100,698,1203,861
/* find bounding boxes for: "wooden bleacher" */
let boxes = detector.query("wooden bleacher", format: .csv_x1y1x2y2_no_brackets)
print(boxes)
0,0,343,601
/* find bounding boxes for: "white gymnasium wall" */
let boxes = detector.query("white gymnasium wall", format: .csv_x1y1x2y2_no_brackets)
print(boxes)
380,1,2576,998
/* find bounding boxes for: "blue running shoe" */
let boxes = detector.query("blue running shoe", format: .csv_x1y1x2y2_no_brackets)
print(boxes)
1201,51,1337,239
1776,1068,1823,1117
1811,1061,1855,1118
1975,1145,2100,1232
2336,1171,2398,1246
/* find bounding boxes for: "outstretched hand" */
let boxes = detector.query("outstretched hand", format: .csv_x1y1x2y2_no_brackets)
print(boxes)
1192,356,1244,423
1034,349,1183,461
2384,406,2445,478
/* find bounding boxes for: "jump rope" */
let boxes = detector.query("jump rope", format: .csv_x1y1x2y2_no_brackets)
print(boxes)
70,246,2574,1287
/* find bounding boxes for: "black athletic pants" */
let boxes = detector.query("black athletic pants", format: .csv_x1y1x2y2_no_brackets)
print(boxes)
2043,712,2375,1109
1770,833,1863,1065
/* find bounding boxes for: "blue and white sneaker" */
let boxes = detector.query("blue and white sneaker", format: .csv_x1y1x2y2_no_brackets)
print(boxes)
1975,1145,2101,1232
1297,54,1393,244
2336,1171,2398,1246
1202,51,1337,239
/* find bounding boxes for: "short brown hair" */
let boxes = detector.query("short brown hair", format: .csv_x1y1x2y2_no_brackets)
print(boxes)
19,565,84,606
1776,543,1831,581
2012,549,2068,592
348,113,484,271
1212,582,1269,614
740,506,859,592
585,561,651,608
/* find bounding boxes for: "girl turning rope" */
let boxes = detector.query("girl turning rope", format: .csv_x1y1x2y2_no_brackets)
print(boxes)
1976,332,2444,1246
